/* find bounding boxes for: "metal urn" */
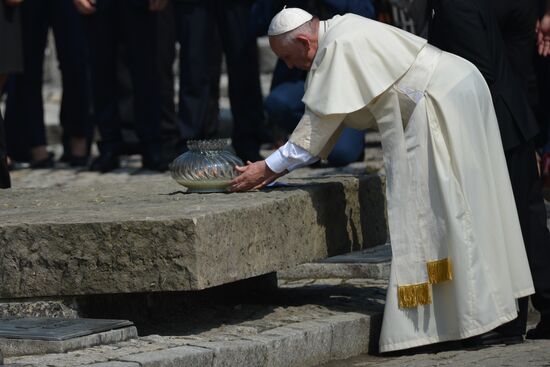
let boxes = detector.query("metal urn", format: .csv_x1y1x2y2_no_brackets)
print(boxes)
170,139,244,193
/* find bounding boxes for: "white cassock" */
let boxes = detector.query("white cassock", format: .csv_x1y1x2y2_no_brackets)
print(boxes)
265,14,535,352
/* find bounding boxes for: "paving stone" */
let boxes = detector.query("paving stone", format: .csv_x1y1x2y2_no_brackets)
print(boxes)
187,340,268,367
247,321,333,367
325,313,371,360
120,346,213,367
87,362,140,367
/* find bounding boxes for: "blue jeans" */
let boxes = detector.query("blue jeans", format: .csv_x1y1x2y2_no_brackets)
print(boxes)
265,80,365,166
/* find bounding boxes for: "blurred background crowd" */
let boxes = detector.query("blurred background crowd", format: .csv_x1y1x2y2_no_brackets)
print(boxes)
0,0,549,189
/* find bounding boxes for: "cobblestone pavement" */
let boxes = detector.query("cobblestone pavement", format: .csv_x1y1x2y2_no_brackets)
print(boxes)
320,339,550,367
5,278,387,366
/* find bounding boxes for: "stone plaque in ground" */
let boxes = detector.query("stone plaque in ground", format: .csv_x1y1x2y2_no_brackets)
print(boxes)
0,318,133,341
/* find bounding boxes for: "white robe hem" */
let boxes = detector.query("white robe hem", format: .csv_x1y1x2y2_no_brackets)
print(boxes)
513,288,535,299
379,310,519,353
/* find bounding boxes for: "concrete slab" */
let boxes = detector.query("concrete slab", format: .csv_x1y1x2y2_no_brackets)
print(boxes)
0,175,387,299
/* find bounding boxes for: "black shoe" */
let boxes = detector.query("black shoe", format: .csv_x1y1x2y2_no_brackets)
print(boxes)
30,152,55,169
89,153,120,173
59,152,89,168
59,152,72,164
526,319,550,340
70,155,90,168
463,330,524,348
142,146,168,172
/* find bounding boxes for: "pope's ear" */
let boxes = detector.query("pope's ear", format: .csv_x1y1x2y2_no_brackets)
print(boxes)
296,35,311,50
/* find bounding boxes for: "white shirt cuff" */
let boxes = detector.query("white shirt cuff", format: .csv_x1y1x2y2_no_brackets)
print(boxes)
265,141,319,174
265,149,289,174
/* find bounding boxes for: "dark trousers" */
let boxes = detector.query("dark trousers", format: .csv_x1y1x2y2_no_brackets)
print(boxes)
0,112,10,189
506,141,550,322
156,1,184,160
173,0,221,141
174,0,264,158
83,0,161,154
4,0,91,162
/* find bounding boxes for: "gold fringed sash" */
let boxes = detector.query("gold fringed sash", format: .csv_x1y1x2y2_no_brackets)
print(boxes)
397,283,431,308
427,257,453,284
397,257,453,308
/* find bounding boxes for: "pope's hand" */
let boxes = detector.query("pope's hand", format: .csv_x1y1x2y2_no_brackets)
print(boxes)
229,160,285,192
537,15,550,57
73,0,96,14
5,0,24,6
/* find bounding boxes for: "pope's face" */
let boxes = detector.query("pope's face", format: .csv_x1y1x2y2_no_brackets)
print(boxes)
270,36,316,71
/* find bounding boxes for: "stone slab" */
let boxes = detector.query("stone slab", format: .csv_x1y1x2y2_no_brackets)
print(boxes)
0,317,132,341
0,326,137,357
0,175,387,299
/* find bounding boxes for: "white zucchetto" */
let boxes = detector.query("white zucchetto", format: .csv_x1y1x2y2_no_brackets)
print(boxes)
268,7,313,36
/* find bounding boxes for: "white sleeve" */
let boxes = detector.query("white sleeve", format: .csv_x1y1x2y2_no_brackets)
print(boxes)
265,141,320,173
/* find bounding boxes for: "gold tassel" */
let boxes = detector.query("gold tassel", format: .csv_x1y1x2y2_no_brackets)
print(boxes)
397,283,432,308
427,258,453,284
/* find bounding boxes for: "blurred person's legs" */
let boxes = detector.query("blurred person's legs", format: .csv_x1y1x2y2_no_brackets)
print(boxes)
491,0,550,339
156,1,183,161
215,0,265,162
4,0,52,167
51,0,93,167
328,128,365,167
0,75,10,188
0,110,10,188
173,0,221,144
264,80,304,134
121,0,164,171
0,0,22,182
505,141,550,338
1,0,22,183
84,0,121,172
265,80,365,167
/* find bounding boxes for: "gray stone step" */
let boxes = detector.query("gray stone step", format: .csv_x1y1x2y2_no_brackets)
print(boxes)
0,174,387,299
279,244,391,281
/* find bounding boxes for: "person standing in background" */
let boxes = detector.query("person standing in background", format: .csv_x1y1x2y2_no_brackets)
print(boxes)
74,0,168,172
429,0,550,343
173,0,266,163
0,0,23,188
4,0,92,168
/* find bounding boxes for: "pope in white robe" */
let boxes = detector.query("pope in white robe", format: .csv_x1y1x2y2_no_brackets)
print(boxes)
230,8,535,353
